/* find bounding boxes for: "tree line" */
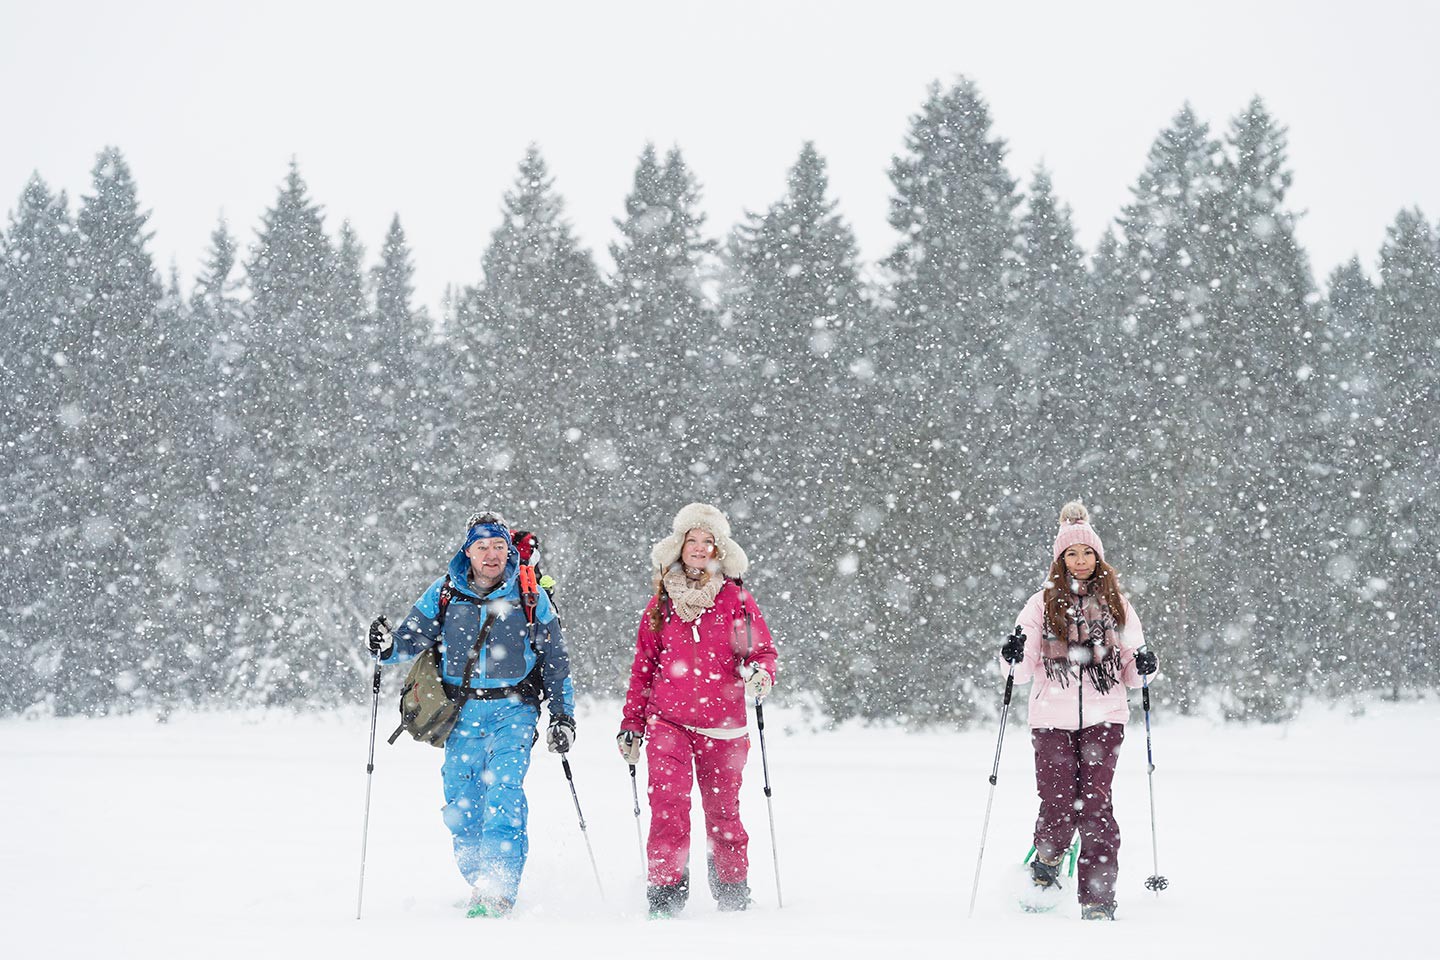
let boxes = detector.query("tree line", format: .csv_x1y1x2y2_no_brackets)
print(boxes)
2,78,1434,723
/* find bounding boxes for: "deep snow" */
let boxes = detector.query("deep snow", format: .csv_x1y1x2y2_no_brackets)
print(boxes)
4,696,1431,958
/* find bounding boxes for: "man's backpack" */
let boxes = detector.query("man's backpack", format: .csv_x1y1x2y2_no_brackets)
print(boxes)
387,531,556,748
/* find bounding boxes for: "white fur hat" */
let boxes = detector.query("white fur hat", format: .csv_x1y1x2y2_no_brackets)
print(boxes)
650,502,750,578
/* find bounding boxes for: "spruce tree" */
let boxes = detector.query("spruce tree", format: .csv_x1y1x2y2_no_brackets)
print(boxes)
1113,105,1227,713
720,141,873,716
878,77,1022,721
1374,209,1440,694
0,176,80,713
67,147,167,714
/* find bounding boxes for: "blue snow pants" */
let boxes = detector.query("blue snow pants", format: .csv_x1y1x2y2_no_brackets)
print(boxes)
440,698,539,901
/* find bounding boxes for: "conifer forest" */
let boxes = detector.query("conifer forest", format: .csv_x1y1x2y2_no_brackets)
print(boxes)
2,79,1434,722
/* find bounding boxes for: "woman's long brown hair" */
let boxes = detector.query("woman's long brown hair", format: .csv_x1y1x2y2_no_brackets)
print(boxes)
1043,554,1127,642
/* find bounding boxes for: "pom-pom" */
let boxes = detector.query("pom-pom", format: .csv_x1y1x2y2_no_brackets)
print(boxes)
1058,500,1089,525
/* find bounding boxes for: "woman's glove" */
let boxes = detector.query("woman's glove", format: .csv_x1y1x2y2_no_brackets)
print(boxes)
617,730,643,764
1001,629,1026,665
367,616,393,658
1135,649,1158,676
547,715,576,754
744,667,773,702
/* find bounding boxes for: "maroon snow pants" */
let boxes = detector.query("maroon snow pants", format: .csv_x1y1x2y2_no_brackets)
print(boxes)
1031,722,1125,907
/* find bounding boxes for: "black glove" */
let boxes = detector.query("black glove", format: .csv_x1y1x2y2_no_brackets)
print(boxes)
1135,649,1158,676
1001,628,1026,665
368,616,393,658
547,715,576,754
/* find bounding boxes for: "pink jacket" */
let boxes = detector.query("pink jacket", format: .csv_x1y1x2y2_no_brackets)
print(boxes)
1005,589,1147,730
621,581,779,735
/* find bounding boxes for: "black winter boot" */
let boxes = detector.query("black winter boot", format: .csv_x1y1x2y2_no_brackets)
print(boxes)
1030,855,1062,890
647,870,690,919
713,880,751,912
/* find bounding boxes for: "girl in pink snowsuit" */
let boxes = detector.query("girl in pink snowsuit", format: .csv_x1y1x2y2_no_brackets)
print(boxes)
618,502,778,917
1001,502,1157,921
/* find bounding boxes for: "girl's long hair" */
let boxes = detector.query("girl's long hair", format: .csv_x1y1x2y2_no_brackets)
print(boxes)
1043,554,1128,640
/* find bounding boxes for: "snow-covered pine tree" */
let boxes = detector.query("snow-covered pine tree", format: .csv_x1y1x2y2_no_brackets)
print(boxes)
65,148,169,714
0,176,80,714
880,77,1022,722
1321,259,1383,697
1113,105,1227,713
471,146,615,689
719,141,876,719
241,161,346,704
1375,209,1440,695
1210,100,1320,720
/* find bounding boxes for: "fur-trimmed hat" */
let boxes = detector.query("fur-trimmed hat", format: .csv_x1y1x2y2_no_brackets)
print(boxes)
1053,500,1105,562
650,502,749,578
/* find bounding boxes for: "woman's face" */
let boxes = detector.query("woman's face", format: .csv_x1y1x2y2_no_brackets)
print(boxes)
1062,544,1097,581
682,528,717,571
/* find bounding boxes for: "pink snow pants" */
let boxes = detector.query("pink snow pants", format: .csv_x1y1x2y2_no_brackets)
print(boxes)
645,717,750,886
1032,722,1125,907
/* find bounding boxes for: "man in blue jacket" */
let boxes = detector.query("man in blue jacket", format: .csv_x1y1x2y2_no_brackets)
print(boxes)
368,511,576,918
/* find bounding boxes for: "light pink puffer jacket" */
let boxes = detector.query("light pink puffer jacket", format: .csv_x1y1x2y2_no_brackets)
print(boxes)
1004,589,1147,730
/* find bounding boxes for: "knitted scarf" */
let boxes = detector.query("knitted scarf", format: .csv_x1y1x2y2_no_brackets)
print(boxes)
1042,577,1123,694
661,567,724,623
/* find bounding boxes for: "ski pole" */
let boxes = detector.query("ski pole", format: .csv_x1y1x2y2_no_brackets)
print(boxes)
739,595,784,909
629,761,646,875
968,624,1023,918
356,643,384,920
1141,661,1168,894
560,755,605,899
752,694,784,908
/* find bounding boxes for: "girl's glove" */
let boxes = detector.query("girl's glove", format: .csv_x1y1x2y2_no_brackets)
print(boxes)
1135,649,1158,676
1001,629,1025,665
617,730,643,764
743,666,773,702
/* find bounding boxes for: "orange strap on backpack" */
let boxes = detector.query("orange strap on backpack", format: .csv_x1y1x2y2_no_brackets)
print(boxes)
518,564,539,625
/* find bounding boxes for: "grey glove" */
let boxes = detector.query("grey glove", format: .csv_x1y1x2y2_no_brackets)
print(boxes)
617,729,643,765
367,616,393,658
547,715,576,754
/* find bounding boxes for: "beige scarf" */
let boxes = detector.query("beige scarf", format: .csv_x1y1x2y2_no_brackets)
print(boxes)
662,567,724,622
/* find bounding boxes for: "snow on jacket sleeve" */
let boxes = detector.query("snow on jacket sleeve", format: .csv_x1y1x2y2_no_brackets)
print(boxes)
738,588,778,684
620,596,662,733
382,576,446,664
1004,591,1047,686
1116,594,1149,689
536,614,576,717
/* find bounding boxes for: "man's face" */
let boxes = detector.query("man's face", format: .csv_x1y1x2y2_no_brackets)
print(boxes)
466,537,509,582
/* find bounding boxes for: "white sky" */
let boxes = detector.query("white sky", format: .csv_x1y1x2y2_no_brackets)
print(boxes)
3,0,1437,313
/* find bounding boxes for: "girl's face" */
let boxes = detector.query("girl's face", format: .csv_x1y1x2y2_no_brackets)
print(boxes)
682,528,717,571
1063,544,1097,581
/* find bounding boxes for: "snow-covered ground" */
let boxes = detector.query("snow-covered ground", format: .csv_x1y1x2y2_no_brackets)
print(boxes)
4,697,1431,958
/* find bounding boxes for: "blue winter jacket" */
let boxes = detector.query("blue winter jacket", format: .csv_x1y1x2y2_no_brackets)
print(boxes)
383,543,575,717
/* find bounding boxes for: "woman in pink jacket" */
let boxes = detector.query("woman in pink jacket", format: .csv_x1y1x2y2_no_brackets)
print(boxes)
617,502,778,918
1001,501,1157,921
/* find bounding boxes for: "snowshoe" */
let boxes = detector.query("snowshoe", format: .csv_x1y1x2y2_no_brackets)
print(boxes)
465,891,514,919
647,871,690,920
1017,857,1064,914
